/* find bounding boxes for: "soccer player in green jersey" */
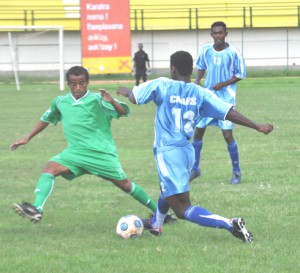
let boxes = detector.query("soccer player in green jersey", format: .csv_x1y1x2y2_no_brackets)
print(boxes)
10,66,159,224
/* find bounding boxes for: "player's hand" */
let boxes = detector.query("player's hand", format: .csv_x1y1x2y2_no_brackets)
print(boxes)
99,89,114,103
117,87,131,98
257,124,273,135
212,83,224,91
10,138,29,151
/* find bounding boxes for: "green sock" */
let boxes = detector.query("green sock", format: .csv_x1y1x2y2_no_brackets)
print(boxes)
33,173,55,212
129,182,157,213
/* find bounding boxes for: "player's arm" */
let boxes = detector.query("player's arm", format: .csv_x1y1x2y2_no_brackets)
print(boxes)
132,62,136,74
132,55,137,74
146,54,151,71
10,120,49,151
225,108,273,134
146,60,151,72
195,69,205,86
213,76,241,91
116,87,137,104
99,89,128,115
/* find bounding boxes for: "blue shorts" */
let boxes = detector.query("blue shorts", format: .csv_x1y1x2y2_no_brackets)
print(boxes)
154,145,194,198
196,117,234,130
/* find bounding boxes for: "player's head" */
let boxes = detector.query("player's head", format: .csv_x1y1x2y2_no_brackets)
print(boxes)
66,66,89,99
210,21,228,46
66,66,89,82
211,21,227,32
170,51,193,79
138,43,143,50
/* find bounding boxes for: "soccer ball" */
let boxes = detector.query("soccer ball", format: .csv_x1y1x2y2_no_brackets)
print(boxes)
116,214,144,239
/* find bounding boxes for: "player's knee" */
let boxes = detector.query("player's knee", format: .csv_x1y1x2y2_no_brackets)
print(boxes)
116,179,132,193
42,162,68,176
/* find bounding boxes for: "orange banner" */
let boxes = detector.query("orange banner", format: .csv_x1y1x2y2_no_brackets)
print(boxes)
80,0,131,74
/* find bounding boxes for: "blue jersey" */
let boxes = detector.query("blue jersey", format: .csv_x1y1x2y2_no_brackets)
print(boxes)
132,77,232,152
196,43,246,104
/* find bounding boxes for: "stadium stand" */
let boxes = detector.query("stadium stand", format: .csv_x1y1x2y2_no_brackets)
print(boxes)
0,0,299,31
130,0,300,29
0,0,80,30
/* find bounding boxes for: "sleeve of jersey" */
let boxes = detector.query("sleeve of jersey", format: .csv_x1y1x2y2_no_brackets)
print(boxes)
233,49,246,79
132,78,165,105
100,98,130,119
40,97,61,125
200,90,233,120
195,46,208,70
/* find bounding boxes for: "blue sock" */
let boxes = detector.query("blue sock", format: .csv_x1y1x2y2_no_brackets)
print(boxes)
192,140,203,171
184,206,232,231
150,194,170,228
227,140,240,173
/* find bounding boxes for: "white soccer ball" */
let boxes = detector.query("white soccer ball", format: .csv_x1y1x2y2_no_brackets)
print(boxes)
116,214,144,239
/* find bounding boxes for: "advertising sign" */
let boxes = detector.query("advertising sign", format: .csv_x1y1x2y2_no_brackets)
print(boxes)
80,0,131,74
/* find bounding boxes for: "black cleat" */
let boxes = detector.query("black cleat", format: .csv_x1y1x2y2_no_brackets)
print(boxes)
189,169,201,182
230,172,241,184
13,202,42,223
141,218,162,236
231,218,253,242
148,213,178,225
164,213,178,224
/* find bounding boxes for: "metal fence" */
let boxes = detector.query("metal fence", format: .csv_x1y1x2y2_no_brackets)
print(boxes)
0,28,299,74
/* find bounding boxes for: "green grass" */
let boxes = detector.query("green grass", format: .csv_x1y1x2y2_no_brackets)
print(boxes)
0,76,299,273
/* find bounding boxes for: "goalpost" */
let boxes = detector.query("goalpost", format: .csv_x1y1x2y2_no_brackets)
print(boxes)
0,26,64,91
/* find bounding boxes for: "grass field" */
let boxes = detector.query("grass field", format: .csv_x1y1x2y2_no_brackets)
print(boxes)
0,76,299,273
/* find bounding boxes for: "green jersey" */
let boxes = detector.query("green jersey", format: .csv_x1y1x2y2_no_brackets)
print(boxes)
41,91,129,154
39,91,130,180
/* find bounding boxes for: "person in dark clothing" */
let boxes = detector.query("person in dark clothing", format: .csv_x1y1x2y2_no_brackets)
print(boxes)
133,43,150,86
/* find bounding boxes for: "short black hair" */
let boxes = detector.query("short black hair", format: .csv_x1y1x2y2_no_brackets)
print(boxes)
66,66,89,82
170,51,193,76
211,21,227,31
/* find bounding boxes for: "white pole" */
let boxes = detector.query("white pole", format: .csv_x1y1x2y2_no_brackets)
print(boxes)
8,32,20,91
59,27,64,91
0,26,64,91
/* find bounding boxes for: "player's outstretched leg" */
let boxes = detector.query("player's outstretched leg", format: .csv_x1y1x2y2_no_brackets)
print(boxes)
12,202,42,223
183,206,253,242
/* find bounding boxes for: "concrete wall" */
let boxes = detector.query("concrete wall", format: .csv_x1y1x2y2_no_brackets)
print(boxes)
0,28,299,74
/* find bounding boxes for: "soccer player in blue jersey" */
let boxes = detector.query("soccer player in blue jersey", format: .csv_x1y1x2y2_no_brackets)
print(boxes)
10,66,159,224
190,21,246,184
117,51,273,242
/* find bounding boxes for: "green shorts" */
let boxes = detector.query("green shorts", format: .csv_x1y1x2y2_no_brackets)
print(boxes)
50,148,127,181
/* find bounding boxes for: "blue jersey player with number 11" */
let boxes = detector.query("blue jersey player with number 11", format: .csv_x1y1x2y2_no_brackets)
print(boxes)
117,50,273,242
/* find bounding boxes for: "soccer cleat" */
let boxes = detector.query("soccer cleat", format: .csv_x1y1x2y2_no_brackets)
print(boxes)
148,213,178,225
231,218,253,243
141,218,162,236
230,171,241,184
12,202,42,223
164,213,178,224
189,169,201,182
